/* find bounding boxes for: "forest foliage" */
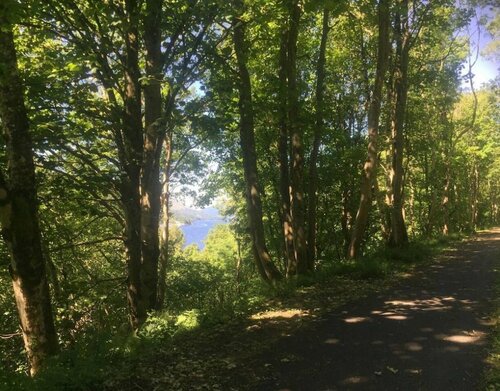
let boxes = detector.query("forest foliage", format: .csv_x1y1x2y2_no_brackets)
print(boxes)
0,0,498,386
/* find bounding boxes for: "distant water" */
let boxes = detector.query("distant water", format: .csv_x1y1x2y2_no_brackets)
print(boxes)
180,218,224,249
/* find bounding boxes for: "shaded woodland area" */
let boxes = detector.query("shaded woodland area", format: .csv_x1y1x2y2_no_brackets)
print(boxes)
0,0,498,388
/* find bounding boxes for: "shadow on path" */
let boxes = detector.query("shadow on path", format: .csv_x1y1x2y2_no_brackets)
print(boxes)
254,230,500,391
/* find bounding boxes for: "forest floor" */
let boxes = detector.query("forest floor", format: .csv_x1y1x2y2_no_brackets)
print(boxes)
111,230,500,391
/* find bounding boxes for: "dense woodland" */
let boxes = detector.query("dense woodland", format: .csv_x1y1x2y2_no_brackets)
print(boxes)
0,0,498,387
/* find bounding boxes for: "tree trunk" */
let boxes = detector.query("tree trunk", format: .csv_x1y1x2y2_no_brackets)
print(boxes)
120,0,166,328
374,177,391,241
341,185,351,255
156,139,172,309
233,1,283,283
470,162,479,232
235,236,242,286
278,29,296,277
0,12,58,375
442,168,451,235
287,0,308,275
388,0,409,247
307,9,329,269
348,0,390,258
141,0,163,313
122,0,146,329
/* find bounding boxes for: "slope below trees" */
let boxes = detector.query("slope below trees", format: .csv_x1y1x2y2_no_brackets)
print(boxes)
16,230,496,390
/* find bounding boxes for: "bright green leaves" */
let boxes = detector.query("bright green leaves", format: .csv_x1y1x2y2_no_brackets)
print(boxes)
304,0,349,17
65,63,81,73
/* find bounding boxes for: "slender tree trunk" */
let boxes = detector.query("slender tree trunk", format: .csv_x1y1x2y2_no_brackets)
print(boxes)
235,236,242,286
374,177,391,241
470,162,479,232
157,139,172,309
423,150,432,235
122,0,145,329
287,0,308,275
278,29,296,277
340,186,351,255
122,193,143,329
41,236,61,299
233,1,283,283
348,0,390,258
426,149,439,235
0,12,58,375
141,0,163,312
388,0,409,247
442,161,451,235
307,9,329,270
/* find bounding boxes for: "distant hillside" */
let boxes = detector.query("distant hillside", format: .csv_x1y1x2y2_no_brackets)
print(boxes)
171,204,222,225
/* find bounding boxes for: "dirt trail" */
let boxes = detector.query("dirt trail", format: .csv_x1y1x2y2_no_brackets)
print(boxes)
253,230,500,390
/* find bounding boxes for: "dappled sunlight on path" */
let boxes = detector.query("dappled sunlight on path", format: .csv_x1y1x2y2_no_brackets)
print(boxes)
253,230,500,390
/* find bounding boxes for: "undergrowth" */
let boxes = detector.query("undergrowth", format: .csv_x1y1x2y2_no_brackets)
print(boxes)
0,234,464,391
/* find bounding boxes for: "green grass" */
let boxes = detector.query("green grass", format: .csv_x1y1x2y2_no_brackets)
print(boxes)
318,234,462,281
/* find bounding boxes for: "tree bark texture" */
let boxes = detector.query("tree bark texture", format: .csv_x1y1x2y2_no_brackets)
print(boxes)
278,28,296,277
287,0,308,275
388,0,409,247
307,8,329,269
156,139,172,309
470,163,479,231
141,0,163,314
233,1,283,283
0,8,58,375
120,0,168,328
348,0,390,258
122,0,147,329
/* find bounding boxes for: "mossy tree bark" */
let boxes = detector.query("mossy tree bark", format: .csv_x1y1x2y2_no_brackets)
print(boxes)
0,4,58,375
